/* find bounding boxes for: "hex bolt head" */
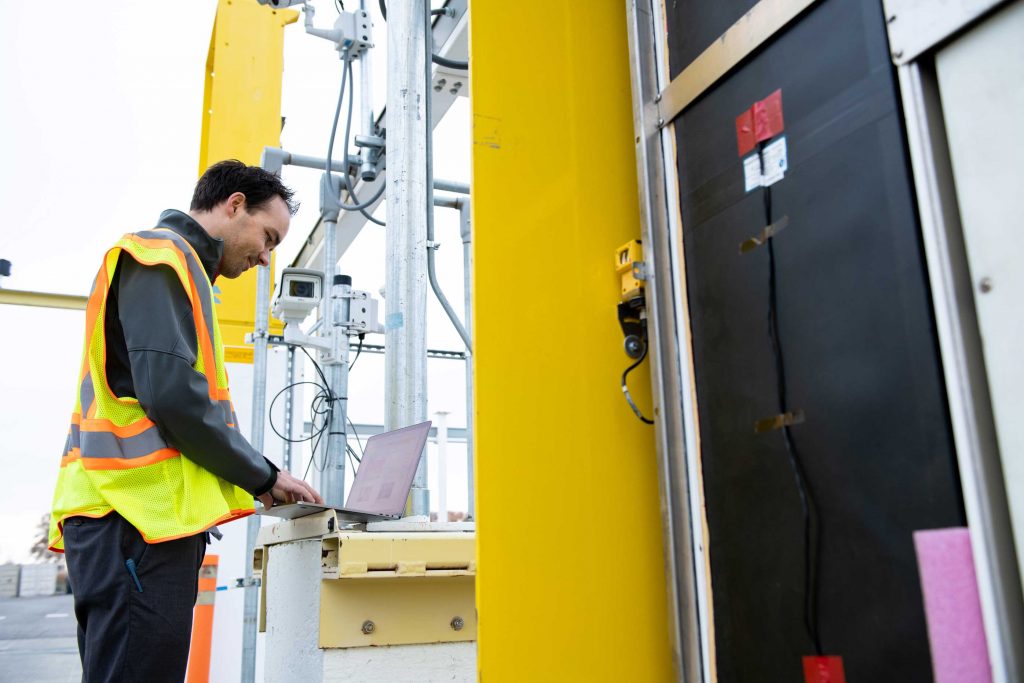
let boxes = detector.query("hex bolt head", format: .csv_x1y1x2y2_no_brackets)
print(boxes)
361,620,376,635
979,277,993,293
450,616,465,631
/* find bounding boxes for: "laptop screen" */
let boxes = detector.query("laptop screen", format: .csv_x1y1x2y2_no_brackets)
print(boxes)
344,421,431,517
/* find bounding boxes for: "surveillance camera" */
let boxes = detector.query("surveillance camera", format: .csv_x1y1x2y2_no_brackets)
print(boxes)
256,0,306,7
273,268,324,324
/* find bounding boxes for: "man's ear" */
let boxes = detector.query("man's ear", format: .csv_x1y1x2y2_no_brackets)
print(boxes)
227,192,247,216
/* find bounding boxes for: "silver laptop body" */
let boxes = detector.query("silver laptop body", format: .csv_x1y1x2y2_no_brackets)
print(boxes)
259,420,432,522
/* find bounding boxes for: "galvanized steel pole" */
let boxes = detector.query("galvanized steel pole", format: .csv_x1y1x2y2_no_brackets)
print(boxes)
241,263,271,683
318,217,348,507
385,0,430,515
460,199,474,519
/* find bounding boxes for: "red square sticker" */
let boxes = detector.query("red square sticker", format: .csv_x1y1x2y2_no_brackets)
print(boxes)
754,89,785,142
803,656,846,683
736,108,756,157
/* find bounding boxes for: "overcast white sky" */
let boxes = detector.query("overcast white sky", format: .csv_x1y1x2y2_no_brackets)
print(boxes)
0,1,471,563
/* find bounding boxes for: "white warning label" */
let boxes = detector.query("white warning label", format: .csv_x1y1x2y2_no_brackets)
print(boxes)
742,136,788,192
761,136,788,186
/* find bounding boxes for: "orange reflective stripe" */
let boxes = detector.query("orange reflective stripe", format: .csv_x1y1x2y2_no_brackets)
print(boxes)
80,448,179,470
61,449,81,467
70,412,81,426
81,416,156,439
137,508,255,544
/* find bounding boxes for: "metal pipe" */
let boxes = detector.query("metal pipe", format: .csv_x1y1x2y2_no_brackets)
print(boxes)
436,411,449,521
359,0,375,142
426,205,472,351
283,345,297,472
434,178,470,195
317,219,348,506
0,288,87,310
460,199,474,519
267,147,468,195
241,263,271,683
323,278,351,506
433,192,462,209
386,0,431,517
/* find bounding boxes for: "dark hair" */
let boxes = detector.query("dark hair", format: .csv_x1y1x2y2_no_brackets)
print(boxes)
190,159,299,215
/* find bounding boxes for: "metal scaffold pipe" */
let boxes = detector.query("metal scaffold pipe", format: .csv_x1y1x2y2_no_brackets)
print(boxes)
460,199,474,519
241,263,271,683
385,0,430,516
318,216,349,506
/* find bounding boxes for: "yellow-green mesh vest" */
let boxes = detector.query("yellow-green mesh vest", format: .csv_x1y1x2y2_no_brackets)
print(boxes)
49,229,254,551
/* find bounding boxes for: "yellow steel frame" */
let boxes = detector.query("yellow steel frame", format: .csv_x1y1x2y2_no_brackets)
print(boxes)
471,2,674,680
0,289,87,311
199,0,297,363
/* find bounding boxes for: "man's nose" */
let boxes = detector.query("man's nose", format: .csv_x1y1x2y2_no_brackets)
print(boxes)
258,250,271,267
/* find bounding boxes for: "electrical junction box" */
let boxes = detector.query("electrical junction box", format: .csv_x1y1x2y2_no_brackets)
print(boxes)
346,290,383,335
335,9,373,59
615,239,644,300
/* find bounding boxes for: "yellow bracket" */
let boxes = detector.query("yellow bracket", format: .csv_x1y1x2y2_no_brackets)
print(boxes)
615,239,645,301
319,532,477,648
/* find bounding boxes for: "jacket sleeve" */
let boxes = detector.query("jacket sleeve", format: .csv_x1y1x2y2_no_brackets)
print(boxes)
116,255,278,496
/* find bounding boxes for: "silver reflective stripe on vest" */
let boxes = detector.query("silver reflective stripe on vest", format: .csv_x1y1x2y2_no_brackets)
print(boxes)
79,375,95,417
80,424,169,460
68,423,81,450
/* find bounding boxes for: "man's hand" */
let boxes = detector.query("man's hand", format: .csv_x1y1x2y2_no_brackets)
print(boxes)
257,470,324,509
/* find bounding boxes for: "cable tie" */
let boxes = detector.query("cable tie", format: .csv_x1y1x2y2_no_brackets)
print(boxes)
753,409,805,433
740,215,789,254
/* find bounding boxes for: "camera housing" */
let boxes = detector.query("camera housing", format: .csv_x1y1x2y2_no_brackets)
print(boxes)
273,268,324,324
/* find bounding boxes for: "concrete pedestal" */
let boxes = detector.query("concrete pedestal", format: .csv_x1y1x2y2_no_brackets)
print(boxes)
259,513,476,682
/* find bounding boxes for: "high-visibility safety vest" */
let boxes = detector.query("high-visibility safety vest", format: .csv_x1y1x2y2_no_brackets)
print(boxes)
48,228,255,552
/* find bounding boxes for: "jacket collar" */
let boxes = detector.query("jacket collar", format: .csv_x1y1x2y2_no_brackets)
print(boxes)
156,209,224,282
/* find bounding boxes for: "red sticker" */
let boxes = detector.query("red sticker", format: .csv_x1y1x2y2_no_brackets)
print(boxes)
754,89,785,143
736,108,756,157
803,656,846,683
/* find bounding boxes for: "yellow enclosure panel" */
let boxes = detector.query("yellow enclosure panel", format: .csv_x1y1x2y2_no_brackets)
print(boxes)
471,2,675,681
199,0,296,362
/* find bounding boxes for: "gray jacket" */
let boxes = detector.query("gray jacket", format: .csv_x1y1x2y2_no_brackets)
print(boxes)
103,209,277,496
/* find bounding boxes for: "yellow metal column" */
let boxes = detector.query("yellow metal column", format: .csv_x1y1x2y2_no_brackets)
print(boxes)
199,0,297,362
471,3,674,681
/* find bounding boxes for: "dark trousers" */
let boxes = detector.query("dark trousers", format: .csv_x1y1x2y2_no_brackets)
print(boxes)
63,513,206,683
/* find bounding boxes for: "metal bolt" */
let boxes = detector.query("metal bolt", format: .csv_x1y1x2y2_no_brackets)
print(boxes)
654,93,662,103
361,620,376,634
893,49,903,59
450,616,465,631
979,277,993,293
657,118,665,128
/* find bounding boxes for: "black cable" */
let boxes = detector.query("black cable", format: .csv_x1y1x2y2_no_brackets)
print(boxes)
621,343,654,425
378,0,469,70
349,334,364,370
298,345,338,479
269,380,332,443
760,144,824,656
347,416,364,456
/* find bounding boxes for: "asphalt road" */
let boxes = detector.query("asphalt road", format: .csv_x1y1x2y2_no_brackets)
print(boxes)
0,595,80,683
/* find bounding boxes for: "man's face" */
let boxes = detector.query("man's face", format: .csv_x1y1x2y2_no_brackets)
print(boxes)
219,194,291,279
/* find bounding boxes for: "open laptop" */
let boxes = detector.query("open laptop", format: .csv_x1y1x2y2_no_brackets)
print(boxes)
259,420,432,522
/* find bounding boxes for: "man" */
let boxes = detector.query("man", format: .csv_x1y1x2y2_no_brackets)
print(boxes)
48,160,323,682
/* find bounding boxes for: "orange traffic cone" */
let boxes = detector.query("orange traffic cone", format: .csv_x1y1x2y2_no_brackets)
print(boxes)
186,554,219,683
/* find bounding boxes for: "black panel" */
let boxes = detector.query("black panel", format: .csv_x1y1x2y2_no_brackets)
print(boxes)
665,0,760,78
667,1,965,681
